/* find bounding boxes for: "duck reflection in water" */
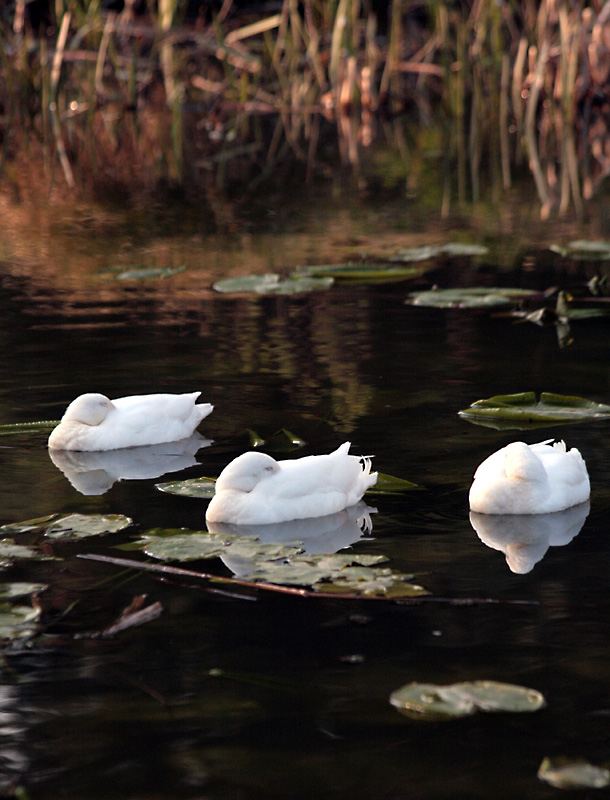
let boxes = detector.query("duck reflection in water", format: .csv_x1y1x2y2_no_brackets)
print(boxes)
48,434,212,495
208,501,376,575
470,501,590,573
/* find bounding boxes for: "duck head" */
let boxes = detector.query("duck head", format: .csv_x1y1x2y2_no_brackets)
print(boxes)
62,393,115,427
215,451,280,493
504,442,547,483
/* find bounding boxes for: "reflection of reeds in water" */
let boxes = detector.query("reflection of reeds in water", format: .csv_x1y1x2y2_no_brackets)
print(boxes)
3,1,610,215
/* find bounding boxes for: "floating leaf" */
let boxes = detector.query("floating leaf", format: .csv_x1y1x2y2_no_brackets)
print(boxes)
238,552,427,597
407,287,537,309
367,472,419,494
0,582,47,599
294,262,424,282
0,512,132,539
0,420,59,436
251,428,307,452
391,243,489,263
45,513,133,539
459,391,610,430
138,529,303,563
0,603,41,641
138,530,233,561
213,273,333,295
538,757,610,789
156,478,217,499
0,539,55,562
390,680,545,721
115,265,187,280
551,241,610,260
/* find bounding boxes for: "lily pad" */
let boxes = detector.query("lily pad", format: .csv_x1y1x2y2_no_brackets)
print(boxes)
115,265,187,280
0,512,132,539
391,243,489,263
212,273,333,295
156,478,217,499
550,240,610,260
44,513,133,539
294,262,424,282
238,553,428,597
249,428,307,451
390,680,545,720
459,391,610,430
0,539,55,562
0,582,47,599
407,287,537,309
138,529,304,562
367,472,419,494
538,757,610,789
0,603,41,641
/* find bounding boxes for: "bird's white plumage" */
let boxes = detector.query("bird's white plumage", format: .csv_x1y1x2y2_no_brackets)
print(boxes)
48,392,213,451
205,442,378,525
469,440,590,515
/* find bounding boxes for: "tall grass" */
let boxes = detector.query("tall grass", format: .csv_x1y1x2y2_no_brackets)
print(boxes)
1,0,609,216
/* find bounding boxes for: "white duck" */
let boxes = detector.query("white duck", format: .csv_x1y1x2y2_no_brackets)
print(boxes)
469,440,590,515
48,392,213,451
205,442,378,525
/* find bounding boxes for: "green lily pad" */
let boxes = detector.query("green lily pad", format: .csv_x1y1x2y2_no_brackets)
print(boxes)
213,273,333,295
0,539,55,562
391,243,489,263
390,680,545,720
115,265,187,280
538,757,610,789
238,552,428,597
551,240,610,260
138,529,304,562
0,513,132,539
0,582,47,599
294,262,424,282
156,478,217,499
367,472,418,494
459,391,610,430
0,603,41,641
249,428,307,452
407,287,537,309
44,513,133,539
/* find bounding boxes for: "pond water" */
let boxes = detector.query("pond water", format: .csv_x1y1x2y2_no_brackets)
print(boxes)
2,197,610,799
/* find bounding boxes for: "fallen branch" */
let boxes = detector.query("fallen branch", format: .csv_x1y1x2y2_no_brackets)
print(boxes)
78,553,538,606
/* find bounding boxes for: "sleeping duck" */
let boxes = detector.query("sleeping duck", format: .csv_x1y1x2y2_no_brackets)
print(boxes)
205,442,378,525
48,392,213,451
469,440,590,515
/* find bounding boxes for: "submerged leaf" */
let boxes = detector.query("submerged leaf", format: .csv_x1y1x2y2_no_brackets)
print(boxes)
390,680,545,720
538,757,610,789
156,478,217,499
45,513,133,539
459,391,610,430
391,243,488,263
213,273,333,295
138,529,303,562
254,428,307,452
407,287,537,309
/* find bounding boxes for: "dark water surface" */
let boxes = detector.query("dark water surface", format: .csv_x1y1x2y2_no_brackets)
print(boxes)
1,207,610,799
